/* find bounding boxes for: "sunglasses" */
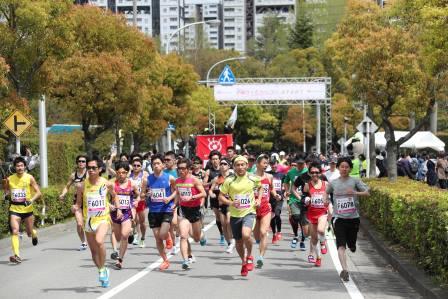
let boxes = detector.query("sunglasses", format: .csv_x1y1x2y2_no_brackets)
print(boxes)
220,162,229,166
133,164,141,168
87,166,98,170
77,160,86,163
310,171,320,175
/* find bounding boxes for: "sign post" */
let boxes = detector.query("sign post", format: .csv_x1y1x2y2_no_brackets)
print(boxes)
356,116,378,178
3,110,33,155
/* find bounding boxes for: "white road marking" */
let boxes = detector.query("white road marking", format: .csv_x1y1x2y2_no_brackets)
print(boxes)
98,220,216,299
326,230,365,299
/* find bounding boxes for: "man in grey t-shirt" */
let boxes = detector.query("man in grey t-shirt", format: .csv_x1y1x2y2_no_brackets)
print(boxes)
325,157,369,282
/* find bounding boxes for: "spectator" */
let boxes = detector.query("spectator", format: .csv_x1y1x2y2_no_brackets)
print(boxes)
426,154,438,186
436,152,448,189
375,149,387,178
416,153,427,181
397,153,413,179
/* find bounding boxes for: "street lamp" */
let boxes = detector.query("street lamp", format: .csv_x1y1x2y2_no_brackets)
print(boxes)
205,56,246,134
165,19,221,54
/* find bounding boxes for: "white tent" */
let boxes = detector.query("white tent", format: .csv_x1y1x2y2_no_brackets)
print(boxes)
375,131,445,152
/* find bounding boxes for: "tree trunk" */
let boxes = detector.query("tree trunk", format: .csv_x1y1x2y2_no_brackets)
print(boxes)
115,124,121,155
133,132,143,153
385,143,398,181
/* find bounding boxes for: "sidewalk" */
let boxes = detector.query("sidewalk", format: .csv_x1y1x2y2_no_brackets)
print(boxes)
360,217,448,299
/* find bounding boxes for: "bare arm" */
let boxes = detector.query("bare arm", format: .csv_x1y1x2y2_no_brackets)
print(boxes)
29,176,42,203
59,173,75,200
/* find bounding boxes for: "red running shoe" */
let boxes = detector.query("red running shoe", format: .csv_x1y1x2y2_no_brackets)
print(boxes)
315,258,322,267
320,240,327,255
246,256,254,271
241,263,248,277
277,232,282,240
165,235,173,250
272,234,278,244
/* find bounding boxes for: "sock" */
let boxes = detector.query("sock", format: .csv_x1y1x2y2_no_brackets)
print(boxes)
216,221,223,235
31,229,37,238
319,234,326,243
11,235,20,256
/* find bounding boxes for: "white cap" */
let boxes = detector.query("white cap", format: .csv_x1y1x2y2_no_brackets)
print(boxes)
279,151,285,156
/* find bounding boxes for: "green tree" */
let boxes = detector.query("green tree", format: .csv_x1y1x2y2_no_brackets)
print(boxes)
0,57,8,92
325,0,432,180
0,0,72,99
249,13,290,65
288,13,313,49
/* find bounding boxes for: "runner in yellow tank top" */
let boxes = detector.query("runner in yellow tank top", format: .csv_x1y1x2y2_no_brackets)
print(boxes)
4,157,41,264
74,157,118,288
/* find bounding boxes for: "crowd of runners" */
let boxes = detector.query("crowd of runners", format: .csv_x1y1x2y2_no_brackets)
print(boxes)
2,147,369,288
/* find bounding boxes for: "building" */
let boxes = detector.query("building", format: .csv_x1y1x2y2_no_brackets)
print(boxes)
85,0,296,54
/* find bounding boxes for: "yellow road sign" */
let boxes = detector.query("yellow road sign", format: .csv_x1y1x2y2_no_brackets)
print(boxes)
3,110,33,137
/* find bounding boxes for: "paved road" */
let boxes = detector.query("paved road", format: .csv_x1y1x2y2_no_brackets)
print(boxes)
0,210,420,299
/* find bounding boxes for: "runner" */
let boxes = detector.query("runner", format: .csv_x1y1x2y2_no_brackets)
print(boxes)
203,150,224,245
5,157,41,264
74,157,117,287
325,157,369,282
219,155,262,277
129,156,149,248
59,155,88,251
141,154,176,270
110,161,140,269
226,146,237,161
284,156,308,250
303,162,329,267
175,158,207,270
210,157,235,253
253,154,281,268
269,157,285,244
164,151,177,249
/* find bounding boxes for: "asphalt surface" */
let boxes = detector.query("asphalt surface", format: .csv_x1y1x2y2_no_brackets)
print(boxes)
0,209,421,299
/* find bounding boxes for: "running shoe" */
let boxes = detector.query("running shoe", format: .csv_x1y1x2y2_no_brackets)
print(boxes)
132,234,139,245
219,234,226,245
165,235,173,250
139,239,145,248
241,263,248,277
340,270,350,282
256,256,264,269
182,260,190,270
79,243,88,251
188,255,196,264
299,241,306,251
272,235,277,244
9,255,22,264
308,255,316,263
290,238,298,249
110,251,119,260
99,268,110,288
277,232,282,240
159,260,170,271
225,242,235,254
315,258,322,267
115,258,123,270
199,236,207,246
320,240,327,254
32,235,38,246
246,256,254,271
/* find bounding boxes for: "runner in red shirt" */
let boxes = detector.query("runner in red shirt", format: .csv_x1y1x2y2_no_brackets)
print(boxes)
303,162,329,267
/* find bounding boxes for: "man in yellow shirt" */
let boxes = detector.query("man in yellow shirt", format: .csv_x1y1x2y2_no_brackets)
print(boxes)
219,156,262,277
5,156,41,264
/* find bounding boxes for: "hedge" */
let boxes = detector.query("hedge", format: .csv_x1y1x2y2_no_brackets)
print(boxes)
360,178,448,285
0,187,74,237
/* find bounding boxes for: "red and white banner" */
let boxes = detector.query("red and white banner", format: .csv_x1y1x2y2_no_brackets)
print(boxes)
196,134,233,164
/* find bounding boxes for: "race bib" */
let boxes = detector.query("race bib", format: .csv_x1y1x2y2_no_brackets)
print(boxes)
336,197,356,214
87,193,106,216
11,188,26,203
273,179,282,192
178,187,192,202
118,194,131,209
262,184,270,197
311,193,325,208
235,194,251,209
150,188,166,203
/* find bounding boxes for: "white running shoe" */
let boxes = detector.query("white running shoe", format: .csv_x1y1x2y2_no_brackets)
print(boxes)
188,255,196,264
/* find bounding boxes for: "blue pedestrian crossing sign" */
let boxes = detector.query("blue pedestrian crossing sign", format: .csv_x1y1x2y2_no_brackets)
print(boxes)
218,65,236,85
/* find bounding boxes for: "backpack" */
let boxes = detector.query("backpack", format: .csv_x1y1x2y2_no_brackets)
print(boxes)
410,159,418,173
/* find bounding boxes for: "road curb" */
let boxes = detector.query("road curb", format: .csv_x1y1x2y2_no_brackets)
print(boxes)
360,217,448,299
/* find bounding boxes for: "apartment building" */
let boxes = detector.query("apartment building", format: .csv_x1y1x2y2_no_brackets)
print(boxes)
253,0,295,37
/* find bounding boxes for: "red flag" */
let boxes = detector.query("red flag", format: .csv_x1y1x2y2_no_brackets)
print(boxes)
196,134,233,165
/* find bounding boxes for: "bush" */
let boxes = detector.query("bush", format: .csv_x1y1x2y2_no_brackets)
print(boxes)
0,186,74,237
361,178,448,285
